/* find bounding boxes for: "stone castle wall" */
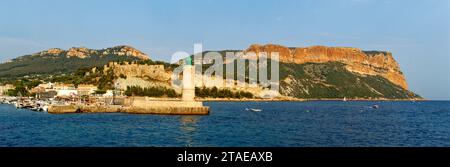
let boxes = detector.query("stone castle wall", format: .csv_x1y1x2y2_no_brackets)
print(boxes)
104,62,172,82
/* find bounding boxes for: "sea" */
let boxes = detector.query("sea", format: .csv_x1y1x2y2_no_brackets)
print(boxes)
1,101,450,147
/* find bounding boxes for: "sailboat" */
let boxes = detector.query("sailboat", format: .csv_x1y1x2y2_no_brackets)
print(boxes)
343,97,347,102
15,92,23,108
245,108,263,112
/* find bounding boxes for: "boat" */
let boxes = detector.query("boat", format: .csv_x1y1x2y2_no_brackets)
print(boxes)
14,101,21,108
30,106,39,111
41,105,49,112
372,105,380,109
246,108,262,112
343,97,347,102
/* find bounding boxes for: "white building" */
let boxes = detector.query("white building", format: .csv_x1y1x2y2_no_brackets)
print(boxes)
56,90,78,97
76,84,98,96
103,90,114,97
53,84,77,97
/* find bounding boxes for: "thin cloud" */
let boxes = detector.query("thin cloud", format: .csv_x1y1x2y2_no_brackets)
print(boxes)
0,37,46,62
0,37,44,48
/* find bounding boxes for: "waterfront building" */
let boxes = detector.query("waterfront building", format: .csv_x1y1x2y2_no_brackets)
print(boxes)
37,91,57,99
31,83,54,94
76,84,98,96
53,84,77,97
53,83,75,90
103,90,114,97
31,86,46,94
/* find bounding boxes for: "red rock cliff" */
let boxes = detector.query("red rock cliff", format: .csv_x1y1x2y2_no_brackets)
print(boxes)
246,44,409,90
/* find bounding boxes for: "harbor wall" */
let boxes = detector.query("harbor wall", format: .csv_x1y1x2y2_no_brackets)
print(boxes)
48,105,79,114
124,106,209,115
127,97,204,107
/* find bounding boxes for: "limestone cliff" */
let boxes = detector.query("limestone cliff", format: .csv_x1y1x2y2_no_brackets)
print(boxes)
246,44,408,90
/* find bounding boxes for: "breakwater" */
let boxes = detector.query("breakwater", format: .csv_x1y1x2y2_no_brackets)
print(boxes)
47,97,209,115
1,96,209,115
48,104,209,115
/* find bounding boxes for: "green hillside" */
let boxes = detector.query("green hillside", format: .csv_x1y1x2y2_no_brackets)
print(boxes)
0,46,147,83
0,55,140,77
189,51,421,99
279,62,421,99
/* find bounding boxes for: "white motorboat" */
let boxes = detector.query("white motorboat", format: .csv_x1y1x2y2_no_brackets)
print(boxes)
246,108,262,112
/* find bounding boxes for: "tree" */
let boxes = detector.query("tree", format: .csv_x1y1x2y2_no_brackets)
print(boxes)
95,90,107,95
124,86,179,98
194,86,253,99
6,86,29,97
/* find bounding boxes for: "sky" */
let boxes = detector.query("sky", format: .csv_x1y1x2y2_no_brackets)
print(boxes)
0,0,449,99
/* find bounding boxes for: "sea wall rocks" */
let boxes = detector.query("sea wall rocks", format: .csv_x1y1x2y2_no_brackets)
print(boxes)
124,106,209,115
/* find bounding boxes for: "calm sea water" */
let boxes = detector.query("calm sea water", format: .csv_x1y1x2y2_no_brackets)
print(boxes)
1,101,450,147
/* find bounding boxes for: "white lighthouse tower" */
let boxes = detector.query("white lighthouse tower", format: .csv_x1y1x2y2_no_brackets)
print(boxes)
182,58,195,101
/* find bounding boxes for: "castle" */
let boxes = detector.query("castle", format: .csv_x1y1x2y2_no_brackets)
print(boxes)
103,62,171,82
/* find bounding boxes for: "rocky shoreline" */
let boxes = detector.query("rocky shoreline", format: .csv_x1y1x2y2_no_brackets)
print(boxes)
1,95,425,115
198,97,426,102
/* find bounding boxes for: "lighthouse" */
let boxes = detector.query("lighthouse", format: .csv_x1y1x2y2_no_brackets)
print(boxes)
182,57,195,101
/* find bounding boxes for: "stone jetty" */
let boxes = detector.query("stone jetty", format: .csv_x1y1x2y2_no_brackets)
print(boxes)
47,64,209,115
47,98,209,115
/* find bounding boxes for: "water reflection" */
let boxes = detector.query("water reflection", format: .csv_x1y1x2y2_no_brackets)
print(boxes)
178,116,199,147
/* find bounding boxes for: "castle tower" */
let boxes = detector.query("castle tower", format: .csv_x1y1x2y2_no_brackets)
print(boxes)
182,58,195,101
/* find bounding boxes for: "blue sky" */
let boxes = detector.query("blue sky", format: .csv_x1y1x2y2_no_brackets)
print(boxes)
0,0,449,99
